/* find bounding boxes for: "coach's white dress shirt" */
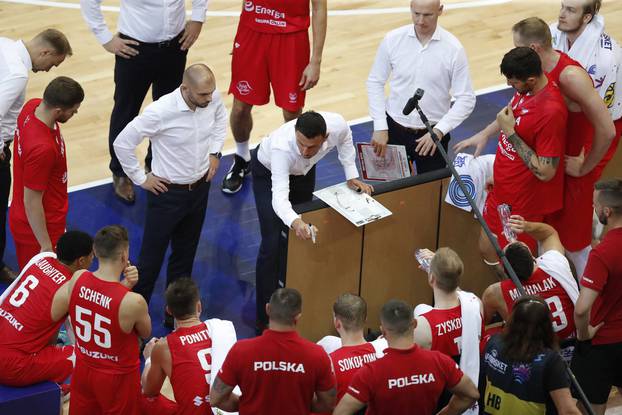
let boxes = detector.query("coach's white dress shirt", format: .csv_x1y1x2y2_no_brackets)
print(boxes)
114,88,227,186
80,0,208,45
0,38,31,150
257,111,360,227
367,24,476,135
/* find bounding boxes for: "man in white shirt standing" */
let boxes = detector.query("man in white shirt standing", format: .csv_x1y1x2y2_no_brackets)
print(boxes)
251,111,372,332
80,0,207,204
114,64,226,328
367,0,475,174
0,29,72,280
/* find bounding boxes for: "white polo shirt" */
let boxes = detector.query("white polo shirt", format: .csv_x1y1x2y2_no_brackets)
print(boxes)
0,38,31,149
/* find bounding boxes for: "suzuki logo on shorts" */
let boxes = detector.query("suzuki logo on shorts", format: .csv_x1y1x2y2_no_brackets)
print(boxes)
237,81,252,96
244,1,254,12
288,92,298,103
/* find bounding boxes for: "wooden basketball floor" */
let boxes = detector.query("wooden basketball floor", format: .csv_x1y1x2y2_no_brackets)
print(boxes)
1,0,622,413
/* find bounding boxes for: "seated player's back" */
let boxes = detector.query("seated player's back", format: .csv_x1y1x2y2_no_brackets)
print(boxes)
0,253,72,353
69,270,139,372
330,342,380,402
499,266,576,341
167,322,213,414
219,329,334,414
420,306,462,362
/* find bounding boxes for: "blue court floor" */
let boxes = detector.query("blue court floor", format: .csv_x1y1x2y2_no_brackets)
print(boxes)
0,87,513,340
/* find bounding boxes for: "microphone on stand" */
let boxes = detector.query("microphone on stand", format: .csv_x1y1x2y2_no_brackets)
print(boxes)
402,88,425,115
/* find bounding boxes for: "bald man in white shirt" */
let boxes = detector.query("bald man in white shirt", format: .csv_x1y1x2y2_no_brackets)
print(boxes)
251,111,372,332
80,0,208,204
0,29,71,281
114,64,226,328
367,0,475,174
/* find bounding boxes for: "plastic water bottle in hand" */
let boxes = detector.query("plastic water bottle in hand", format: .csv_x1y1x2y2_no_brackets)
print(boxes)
497,203,517,243
415,249,431,273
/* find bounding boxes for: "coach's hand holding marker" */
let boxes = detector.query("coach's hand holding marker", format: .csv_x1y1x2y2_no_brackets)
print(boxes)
291,218,318,242
346,178,374,195
122,262,139,289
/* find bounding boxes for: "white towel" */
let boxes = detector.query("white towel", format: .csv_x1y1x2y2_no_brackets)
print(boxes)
444,153,495,213
0,252,57,305
550,16,622,120
457,290,482,415
536,250,580,304
205,318,239,415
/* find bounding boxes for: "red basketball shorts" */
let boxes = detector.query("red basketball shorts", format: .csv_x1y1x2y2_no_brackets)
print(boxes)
0,345,74,386
229,25,310,112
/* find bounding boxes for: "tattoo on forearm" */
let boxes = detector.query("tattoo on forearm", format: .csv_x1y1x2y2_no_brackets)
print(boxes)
212,377,233,394
507,133,558,179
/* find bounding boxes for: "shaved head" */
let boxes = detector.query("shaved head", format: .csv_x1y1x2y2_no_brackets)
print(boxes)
410,0,443,39
183,63,214,88
180,63,216,109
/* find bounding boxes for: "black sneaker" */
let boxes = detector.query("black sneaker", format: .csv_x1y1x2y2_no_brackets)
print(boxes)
221,154,250,194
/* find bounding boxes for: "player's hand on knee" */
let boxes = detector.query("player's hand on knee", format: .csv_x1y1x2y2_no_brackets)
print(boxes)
141,173,170,195
143,337,159,359
371,130,389,157
103,35,139,59
291,218,313,241
122,264,139,289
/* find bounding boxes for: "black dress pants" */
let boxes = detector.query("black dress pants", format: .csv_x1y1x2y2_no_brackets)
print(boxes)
108,33,187,177
251,148,316,327
386,114,450,174
134,180,210,304
0,145,11,269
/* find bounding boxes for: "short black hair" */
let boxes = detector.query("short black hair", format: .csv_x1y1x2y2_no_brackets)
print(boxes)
56,230,93,264
93,225,129,260
380,299,413,335
43,76,84,109
504,242,535,281
295,111,327,139
165,278,200,319
500,47,542,81
268,288,302,325
595,178,622,215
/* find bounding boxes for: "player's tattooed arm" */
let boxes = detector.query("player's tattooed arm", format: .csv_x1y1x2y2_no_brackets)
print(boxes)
209,376,239,411
507,133,559,181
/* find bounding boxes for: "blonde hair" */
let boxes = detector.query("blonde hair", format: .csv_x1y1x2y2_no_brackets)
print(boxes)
430,247,463,292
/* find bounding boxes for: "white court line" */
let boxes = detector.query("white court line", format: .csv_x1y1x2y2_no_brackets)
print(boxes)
68,83,509,193
1,0,511,16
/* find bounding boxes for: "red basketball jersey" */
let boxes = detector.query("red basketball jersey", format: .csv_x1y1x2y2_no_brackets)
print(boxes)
500,269,576,340
167,322,213,414
421,306,462,359
330,343,378,401
239,0,310,33
0,253,72,353
69,271,139,374
492,82,567,216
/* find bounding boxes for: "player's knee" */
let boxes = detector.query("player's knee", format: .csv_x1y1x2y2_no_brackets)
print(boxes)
231,99,253,118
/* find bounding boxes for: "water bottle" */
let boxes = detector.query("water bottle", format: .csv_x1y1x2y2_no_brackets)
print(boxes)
415,249,431,273
497,203,517,243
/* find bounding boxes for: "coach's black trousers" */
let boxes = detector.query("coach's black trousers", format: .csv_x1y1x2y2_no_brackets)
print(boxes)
108,32,187,177
0,145,11,270
251,148,315,328
386,114,450,174
134,180,210,304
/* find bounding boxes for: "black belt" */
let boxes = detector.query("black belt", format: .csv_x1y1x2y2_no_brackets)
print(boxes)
166,172,208,191
120,31,183,49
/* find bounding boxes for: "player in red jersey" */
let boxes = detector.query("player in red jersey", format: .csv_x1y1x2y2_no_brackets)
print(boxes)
413,248,482,414
66,225,151,415
313,293,386,414
512,18,616,277
455,47,567,269
482,217,579,360
210,288,336,414
141,277,238,415
221,0,327,194
0,230,93,386
572,179,622,415
334,299,479,415
9,77,84,269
